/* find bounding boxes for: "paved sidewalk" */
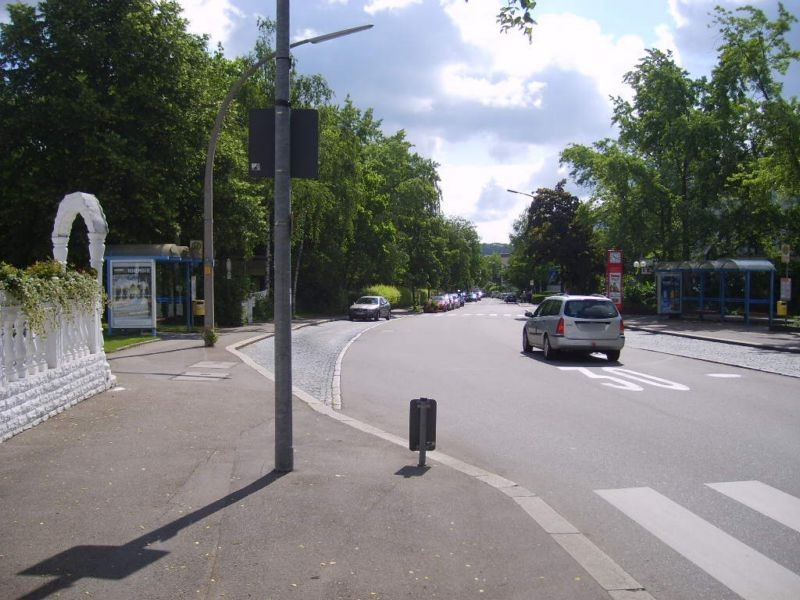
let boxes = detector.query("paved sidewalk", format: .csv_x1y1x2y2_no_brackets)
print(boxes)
624,314,800,353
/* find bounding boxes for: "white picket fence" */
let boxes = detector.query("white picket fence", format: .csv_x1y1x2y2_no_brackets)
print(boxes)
0,292,115,441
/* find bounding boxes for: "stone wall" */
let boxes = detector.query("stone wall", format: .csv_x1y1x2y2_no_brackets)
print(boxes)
1,352,114,442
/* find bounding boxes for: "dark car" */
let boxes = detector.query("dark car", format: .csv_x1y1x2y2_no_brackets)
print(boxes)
349,295,391,321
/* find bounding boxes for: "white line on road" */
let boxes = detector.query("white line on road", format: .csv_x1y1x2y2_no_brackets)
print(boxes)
707,481,800,533
596,486,800,600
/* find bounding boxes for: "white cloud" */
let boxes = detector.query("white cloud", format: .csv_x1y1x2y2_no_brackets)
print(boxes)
442,1,647,107
364,0,422,16
668,0,689,28
440,64,546,108
177,0,244,48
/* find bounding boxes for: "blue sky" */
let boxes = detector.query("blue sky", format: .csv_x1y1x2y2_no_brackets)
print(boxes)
3,0,799,243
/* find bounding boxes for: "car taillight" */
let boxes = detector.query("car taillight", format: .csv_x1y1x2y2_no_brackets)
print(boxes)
620,319,625,334
555,317,565,336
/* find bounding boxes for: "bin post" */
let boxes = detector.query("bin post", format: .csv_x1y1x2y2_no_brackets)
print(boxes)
410,398,437,467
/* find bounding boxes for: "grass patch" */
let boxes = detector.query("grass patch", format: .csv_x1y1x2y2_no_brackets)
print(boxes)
104,332,158,353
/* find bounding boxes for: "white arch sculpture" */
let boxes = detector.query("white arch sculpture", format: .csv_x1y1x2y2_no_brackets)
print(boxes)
1,192,115,442
51,191,108,284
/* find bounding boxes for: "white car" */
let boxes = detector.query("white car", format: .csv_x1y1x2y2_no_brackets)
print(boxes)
522,294,624,361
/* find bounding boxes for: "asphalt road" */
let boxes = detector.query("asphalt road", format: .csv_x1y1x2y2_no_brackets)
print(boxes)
243,299,800,600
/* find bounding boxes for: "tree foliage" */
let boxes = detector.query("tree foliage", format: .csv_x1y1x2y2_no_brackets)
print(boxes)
559,4,799,273
1,1,489,318
509,181,600,293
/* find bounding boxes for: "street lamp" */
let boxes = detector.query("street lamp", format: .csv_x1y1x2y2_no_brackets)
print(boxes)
202,22,373,342
507,188,535,199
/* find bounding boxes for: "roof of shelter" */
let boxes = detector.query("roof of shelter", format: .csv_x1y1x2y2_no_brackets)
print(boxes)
107,244,194,259
655,258,775,272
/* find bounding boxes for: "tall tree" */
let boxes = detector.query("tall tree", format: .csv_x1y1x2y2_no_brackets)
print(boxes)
0,0,216,265
511,181,601,293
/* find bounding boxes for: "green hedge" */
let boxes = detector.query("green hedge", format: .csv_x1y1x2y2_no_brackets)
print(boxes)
361,284,401,306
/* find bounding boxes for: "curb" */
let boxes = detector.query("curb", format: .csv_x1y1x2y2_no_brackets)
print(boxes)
625,325,800,354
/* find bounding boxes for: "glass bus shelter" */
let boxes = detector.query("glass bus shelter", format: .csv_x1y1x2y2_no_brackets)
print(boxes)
654,258,776,326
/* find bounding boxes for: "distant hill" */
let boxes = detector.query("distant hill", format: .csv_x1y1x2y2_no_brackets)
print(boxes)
481,243,511,256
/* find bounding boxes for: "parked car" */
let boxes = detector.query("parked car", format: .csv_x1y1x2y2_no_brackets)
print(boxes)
522,294,624,361
424,295,450,313
349,295,391,321
504,293,518,303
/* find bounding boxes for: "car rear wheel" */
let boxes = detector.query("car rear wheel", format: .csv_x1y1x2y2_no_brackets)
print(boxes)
605,350,620,362
522,327,532,352
542,335,556,361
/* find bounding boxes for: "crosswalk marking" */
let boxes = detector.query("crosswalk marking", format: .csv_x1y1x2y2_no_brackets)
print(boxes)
707,481,800,533
595,486,800,600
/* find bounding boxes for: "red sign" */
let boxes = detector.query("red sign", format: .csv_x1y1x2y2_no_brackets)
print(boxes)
606,250,623,311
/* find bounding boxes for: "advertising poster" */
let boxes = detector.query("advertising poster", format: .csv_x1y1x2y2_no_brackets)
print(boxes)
109,260,156,329
657,272,683,315
780,277,792,301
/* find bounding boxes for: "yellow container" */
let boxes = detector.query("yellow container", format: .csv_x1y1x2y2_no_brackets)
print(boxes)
776,300,787,316
192,300,205,316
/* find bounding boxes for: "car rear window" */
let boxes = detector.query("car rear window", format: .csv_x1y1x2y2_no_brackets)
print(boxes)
564,299,618,319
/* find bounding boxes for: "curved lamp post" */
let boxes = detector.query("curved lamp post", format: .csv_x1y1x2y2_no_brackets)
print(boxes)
202,23,374,340
507,188,535,199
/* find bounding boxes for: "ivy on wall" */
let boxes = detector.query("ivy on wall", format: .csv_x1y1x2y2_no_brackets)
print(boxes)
0,260,104,334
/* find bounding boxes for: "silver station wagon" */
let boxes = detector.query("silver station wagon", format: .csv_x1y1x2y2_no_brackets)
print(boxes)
522,294,624,361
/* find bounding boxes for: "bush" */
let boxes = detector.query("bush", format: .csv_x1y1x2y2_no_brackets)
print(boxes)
252,295,272,322
0,260,103,334
361,284,401,306
215,274,251,326
623,276,656,312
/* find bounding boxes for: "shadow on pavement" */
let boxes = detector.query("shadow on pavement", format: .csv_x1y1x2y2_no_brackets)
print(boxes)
16,470,287,600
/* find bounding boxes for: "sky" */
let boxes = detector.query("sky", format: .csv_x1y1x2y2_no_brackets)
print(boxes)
3,0,799,243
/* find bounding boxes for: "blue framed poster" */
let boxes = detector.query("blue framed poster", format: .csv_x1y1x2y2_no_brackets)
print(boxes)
657,271,682,315
107,259,157,333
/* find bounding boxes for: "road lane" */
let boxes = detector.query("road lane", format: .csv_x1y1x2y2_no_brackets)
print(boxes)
337,300,800,600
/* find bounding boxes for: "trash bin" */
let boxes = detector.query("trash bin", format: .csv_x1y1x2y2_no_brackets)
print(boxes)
192,300,205,316
776,300,787,317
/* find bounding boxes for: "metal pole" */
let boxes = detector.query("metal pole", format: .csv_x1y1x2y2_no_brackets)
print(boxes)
274,0,293,472
201,24,371,346
417,402,428,467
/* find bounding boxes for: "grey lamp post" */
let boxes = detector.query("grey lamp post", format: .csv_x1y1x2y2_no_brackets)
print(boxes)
201,21,372,344
507,188,535,199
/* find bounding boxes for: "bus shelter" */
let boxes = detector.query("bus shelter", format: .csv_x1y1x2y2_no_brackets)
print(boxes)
654,258,776,325
105,244,201,335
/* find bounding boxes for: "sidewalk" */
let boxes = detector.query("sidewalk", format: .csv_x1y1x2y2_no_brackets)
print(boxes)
0,320,612,600
623,314,800,354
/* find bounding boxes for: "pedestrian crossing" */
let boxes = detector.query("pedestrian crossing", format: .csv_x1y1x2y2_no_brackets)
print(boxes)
596,481,800,600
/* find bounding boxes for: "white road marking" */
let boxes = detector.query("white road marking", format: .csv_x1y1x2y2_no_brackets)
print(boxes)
706,373,742,378
559,367,689,392
189,361,236,369
603,368,690,391
707,481,800,533
559,367,643,391
596,486,800,600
